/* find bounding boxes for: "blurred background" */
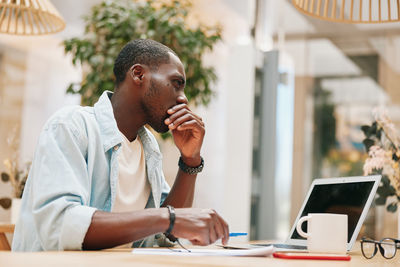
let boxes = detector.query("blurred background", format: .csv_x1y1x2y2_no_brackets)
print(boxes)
1,0,399,244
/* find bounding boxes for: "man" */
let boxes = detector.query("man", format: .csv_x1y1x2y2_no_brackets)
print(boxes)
12,39,229,251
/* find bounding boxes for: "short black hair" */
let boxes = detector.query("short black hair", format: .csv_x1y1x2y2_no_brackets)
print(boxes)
113,39,176,86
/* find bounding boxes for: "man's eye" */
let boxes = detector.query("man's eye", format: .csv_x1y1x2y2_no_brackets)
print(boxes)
174,80,183,87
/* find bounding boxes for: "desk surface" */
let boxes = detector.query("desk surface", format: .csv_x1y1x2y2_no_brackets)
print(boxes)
1,243,398,267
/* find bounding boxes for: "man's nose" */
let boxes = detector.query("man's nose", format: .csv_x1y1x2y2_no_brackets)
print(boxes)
177,94,188,104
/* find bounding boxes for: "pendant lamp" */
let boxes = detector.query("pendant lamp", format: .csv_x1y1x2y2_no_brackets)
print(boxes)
0,0,65,35
293,0,400,23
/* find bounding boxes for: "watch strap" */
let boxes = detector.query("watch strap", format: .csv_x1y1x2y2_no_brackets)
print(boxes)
164,205,177,242
178,156,204,175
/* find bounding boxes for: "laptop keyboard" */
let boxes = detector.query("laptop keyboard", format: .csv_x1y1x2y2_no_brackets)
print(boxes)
273,244,307,249
254,243,307,250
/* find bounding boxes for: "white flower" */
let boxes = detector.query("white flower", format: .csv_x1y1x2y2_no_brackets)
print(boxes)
363,144,400,195
3,159,12,171
373,108,400,148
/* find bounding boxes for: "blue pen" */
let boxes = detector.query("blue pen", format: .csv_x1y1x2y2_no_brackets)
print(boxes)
229,232,248,237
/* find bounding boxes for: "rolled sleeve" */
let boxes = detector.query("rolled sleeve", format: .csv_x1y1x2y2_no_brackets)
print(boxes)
60,205,97,250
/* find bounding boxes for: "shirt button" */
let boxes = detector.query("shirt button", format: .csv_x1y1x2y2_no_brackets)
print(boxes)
113,145,118,151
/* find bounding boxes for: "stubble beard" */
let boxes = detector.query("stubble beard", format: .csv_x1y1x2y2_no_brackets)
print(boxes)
141,80,170,133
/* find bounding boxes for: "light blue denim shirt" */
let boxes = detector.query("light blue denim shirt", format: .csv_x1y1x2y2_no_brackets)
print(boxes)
12,91,170,251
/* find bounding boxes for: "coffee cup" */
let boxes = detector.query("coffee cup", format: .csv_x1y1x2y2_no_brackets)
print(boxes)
296,213,348,254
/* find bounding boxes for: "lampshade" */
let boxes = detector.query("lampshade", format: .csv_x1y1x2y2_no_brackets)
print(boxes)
0,0,65,35
293,0,400,23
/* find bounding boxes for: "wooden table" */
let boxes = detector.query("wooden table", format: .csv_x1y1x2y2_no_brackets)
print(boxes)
0,223,14,250
0,243,398,267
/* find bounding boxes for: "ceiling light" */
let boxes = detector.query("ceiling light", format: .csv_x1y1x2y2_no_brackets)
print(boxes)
293,0,400,23
0,0,65,35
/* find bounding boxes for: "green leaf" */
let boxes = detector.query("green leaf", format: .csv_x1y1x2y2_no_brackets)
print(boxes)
381,175,391,186
387,202,398,213
377,184,396,197
361,125,370,137
1,172,9,182
0,198,11,209
375,196,386,205
370,121,378,134
363,138,375,152
160,132,172,140
66,83,77,94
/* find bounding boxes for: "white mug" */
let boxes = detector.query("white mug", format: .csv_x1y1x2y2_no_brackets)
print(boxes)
296,213,348,254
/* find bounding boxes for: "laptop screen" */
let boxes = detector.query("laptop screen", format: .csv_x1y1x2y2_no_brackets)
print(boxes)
290,181,375,242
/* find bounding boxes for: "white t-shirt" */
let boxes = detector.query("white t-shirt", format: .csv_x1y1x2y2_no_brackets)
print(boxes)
112,134,151,213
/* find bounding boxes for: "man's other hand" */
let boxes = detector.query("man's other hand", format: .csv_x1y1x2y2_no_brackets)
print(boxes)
171,208,229,246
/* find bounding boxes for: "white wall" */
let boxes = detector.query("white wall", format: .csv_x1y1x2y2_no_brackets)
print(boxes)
20,39,82,163
0,36,81,221
161,0,256,240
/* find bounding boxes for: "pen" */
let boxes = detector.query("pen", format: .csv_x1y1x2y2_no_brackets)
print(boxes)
229,232,248,237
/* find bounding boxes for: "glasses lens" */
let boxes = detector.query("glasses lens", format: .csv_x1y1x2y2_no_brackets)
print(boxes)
380,238,397,259
362,240,377,259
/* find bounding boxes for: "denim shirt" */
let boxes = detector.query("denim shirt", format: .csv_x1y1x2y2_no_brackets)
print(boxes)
12,91,170,251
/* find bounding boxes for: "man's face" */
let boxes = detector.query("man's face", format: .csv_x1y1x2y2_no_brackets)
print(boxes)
141,52,187,133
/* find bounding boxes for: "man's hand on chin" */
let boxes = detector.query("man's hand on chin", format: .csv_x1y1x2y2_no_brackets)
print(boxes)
164,99,205,166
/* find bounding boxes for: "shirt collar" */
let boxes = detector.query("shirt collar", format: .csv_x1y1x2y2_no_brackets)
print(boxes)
93,91,123,152
138,127,162,161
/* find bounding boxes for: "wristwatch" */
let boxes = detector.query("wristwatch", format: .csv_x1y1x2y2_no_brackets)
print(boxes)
164,205,177,242
178,156,204,175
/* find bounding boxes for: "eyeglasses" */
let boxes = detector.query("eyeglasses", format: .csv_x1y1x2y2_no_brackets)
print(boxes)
361,237,400,259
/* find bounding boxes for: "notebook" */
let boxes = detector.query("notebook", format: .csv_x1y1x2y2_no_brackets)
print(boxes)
132,246,275,257
253,175,381,252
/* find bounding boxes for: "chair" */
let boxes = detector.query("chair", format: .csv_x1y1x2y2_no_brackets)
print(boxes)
0,223,15,250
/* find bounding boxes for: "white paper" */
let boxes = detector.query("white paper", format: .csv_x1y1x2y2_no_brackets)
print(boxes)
132,245,275,257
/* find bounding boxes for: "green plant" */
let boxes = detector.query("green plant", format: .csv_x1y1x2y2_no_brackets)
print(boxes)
63,0,222,107
362,109,400,212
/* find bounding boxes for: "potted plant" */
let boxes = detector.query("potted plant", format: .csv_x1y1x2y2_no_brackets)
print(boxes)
63,0,222,108
362,108,400,237
0,127,30,224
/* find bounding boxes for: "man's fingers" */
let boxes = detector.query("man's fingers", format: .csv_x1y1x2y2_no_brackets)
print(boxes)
168,114,204,131
209,210,229,245
220,216,230,245
212,213,225,242
166,107,203,126
174,120,205,132
208,220,218,244
167,103,190,114
195,228,211,246
171,208,229,246
190,237,209,246
190,239,202,246
168,113,192,129
167,103,203,121
165,108,188,124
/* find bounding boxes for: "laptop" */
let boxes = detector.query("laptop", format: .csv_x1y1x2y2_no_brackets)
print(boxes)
253,175,381,252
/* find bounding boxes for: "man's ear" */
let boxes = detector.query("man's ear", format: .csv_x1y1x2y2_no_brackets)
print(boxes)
129,64,146,85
